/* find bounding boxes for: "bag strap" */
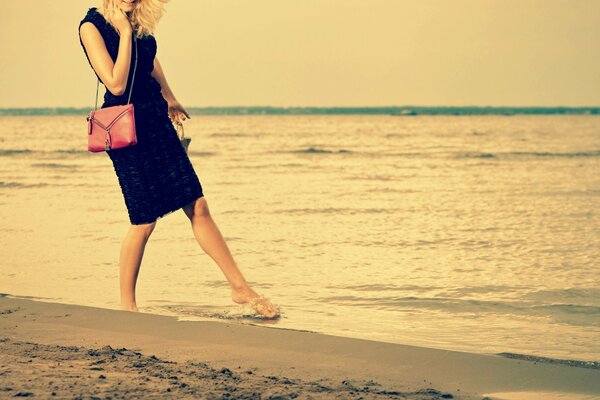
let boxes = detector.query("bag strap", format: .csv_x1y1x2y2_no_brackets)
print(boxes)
94,33,138,111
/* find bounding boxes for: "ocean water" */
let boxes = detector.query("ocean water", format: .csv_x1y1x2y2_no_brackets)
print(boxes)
0,114,599,362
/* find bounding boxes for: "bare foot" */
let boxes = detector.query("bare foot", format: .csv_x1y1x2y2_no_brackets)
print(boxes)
231,286,279,319
120,303,139,312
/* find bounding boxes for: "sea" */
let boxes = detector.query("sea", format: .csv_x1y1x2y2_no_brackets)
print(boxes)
1,112,599,362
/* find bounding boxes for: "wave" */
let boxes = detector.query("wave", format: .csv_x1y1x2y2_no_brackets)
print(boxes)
328,283,446,293
285,148,600,159
289,147,352,154
31,162,80,170
525,288,600,307
498,352,600,369
187,151,216,157
0,149,33,156
209,133,249,138
56,149,89,155
1,147,599,160
0,148,214,158
459,150,600,159
271,206,404,215
0,149,90,157
319,295,600,327
0,181,49,189
462,152,496,158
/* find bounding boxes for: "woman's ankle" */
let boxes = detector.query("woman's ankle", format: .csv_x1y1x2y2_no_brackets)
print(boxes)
229,281,250,291
120,301,138,311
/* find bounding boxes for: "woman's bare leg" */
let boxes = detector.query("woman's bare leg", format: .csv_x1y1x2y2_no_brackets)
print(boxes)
119,221,157,312
182,196,279,318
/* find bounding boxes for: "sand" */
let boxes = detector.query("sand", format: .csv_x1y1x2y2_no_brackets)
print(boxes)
1,295,599,400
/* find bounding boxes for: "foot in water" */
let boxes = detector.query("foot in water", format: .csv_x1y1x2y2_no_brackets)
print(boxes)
231,286,279,319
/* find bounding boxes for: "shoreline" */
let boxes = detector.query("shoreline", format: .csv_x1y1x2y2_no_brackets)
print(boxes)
1,294,599,399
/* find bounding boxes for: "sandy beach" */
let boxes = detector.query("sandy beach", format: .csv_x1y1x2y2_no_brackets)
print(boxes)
0,295,598,400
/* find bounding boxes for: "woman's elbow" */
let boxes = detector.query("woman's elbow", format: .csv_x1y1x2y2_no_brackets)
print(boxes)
107,84,126,96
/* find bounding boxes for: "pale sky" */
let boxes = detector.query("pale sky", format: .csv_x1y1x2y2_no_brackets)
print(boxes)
1,0,599,108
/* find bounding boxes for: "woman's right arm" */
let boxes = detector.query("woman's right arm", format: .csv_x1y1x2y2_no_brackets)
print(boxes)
79,16,133,96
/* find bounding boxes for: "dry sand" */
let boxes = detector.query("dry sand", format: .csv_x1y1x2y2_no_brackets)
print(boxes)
1,295,599,400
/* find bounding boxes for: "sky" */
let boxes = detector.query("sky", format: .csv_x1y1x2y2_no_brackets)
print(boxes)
0,0,599,108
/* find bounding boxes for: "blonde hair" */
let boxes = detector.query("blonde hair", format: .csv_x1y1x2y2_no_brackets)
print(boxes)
98,0,171,37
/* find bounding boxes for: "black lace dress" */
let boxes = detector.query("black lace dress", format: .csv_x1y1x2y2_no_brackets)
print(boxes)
78,7,204,225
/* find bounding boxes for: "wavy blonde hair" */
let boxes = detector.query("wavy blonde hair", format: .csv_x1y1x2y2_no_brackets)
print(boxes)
98,0,171,37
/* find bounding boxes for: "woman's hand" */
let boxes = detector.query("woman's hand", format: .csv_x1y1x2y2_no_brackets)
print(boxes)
167,100,191,125
113,9,133,36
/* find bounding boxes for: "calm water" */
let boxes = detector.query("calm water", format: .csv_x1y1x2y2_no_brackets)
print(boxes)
0,114,599,361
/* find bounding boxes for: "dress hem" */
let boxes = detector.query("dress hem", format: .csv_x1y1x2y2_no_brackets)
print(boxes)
129,192,204,225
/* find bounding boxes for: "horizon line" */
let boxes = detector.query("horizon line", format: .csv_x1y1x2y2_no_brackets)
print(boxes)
1,105,599,116
1,105,600,109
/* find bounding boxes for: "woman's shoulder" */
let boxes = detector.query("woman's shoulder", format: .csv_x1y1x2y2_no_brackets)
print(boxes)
78,7,107,32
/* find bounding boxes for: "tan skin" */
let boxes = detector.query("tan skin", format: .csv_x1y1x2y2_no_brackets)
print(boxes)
79,0,279,319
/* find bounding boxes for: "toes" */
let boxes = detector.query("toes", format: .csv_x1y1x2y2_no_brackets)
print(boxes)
246,295,279,318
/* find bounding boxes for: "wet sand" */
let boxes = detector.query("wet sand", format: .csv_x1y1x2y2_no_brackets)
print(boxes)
1,295,599,400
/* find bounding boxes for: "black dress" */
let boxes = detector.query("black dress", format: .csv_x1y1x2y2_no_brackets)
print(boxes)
78,7,204,225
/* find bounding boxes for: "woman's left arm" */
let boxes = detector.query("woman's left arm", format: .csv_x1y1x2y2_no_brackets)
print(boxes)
151,56,191,123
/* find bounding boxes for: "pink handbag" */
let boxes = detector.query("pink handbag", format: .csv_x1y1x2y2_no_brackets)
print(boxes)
86,34,138,152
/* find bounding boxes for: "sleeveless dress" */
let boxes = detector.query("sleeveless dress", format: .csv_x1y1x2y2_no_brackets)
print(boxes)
78,7,204,225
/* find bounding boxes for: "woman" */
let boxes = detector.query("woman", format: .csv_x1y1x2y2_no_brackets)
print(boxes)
78,0,279,319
